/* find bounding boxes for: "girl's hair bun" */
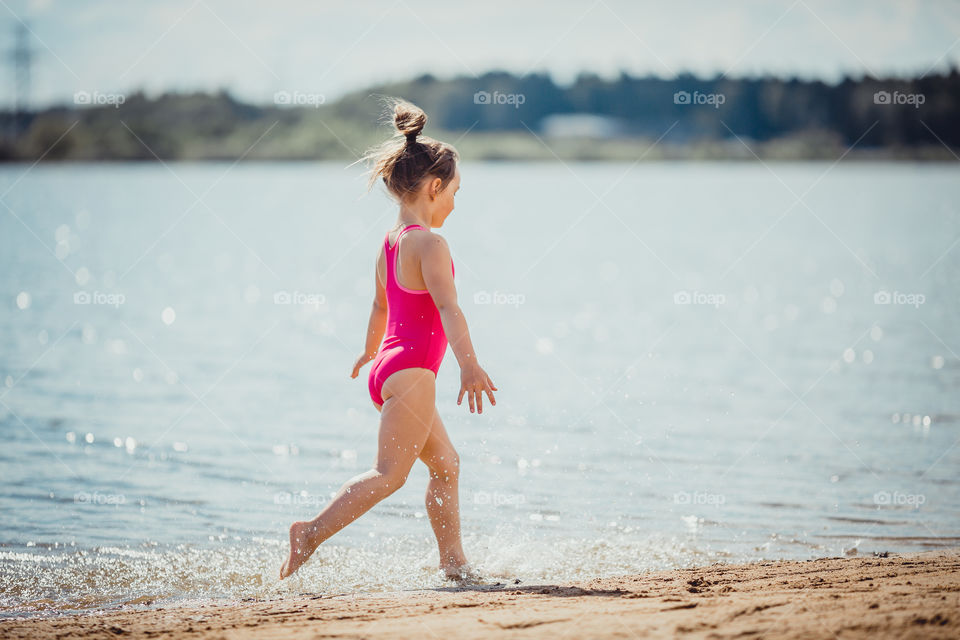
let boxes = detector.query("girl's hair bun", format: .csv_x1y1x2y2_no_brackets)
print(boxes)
395,102,426,143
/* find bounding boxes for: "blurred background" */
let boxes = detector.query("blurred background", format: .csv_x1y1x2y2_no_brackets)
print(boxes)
1,0,959,160
1,0,958,617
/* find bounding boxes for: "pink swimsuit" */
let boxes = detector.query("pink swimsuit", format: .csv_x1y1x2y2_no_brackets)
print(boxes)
368,224,454,406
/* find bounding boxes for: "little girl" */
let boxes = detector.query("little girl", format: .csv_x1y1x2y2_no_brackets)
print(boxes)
280,98,497,582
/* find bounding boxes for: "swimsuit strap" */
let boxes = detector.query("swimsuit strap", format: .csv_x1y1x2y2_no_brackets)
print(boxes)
385,224,424,252
384,224,428,292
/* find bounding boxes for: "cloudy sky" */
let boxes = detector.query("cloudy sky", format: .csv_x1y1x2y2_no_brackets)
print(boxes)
3,0,959,108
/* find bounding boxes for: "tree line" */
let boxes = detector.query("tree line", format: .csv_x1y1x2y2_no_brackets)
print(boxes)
0,68,956,161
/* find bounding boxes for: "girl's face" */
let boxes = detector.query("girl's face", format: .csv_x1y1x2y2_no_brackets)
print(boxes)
429,167,460,228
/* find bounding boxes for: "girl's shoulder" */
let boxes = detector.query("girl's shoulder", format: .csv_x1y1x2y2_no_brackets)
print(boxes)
399,226,447,250
387,224,434,243
411,229,449,258
382,227,444,264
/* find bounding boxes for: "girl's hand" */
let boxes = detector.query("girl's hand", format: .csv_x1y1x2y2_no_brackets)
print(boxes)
458,363,497,414
351,352,375,378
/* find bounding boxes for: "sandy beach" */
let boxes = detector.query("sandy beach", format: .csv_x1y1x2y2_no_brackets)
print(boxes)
2,548,956,639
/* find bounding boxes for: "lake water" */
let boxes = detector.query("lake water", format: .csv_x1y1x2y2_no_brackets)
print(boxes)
1,161,958,617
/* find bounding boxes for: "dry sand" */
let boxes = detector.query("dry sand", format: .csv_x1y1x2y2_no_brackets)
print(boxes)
2,548,957,639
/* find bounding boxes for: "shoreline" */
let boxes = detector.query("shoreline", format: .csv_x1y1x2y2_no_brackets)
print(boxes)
2,548,957,639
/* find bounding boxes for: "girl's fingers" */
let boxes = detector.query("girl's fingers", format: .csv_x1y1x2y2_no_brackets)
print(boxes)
482,376,496,406
461,378,496,413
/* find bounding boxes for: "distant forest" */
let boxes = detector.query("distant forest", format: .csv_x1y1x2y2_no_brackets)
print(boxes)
1,68,957,161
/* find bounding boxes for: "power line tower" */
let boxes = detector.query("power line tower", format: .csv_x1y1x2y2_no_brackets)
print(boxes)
9,23,35,139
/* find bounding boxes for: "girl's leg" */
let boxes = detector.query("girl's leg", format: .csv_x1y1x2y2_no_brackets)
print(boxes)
280,368,436,579
418,408,469,576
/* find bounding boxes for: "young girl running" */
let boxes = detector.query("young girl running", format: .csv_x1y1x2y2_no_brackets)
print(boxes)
280,98,497,582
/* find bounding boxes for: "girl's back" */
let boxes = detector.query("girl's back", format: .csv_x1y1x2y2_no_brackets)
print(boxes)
378,225,432,292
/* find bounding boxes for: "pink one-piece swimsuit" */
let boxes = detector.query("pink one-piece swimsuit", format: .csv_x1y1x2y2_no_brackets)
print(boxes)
368,224,454,406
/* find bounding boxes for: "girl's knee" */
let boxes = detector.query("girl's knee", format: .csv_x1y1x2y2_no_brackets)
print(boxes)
448,449,461,474
378,467,410,495
449,453,461,480
432,452,460,482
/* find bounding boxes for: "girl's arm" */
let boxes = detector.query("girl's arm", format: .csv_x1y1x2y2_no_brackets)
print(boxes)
350,251,388,378
421,235,497,413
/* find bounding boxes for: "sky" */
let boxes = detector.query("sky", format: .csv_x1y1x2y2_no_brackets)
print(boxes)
2,0,959,108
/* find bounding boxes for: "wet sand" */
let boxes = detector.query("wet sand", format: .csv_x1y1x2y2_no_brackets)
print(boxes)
2,548,957,639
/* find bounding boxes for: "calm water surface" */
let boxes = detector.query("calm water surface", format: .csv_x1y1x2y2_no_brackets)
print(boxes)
1,161,958,616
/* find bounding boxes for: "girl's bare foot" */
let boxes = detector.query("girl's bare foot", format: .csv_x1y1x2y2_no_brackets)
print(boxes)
443,563,483,584
279,521,317,580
